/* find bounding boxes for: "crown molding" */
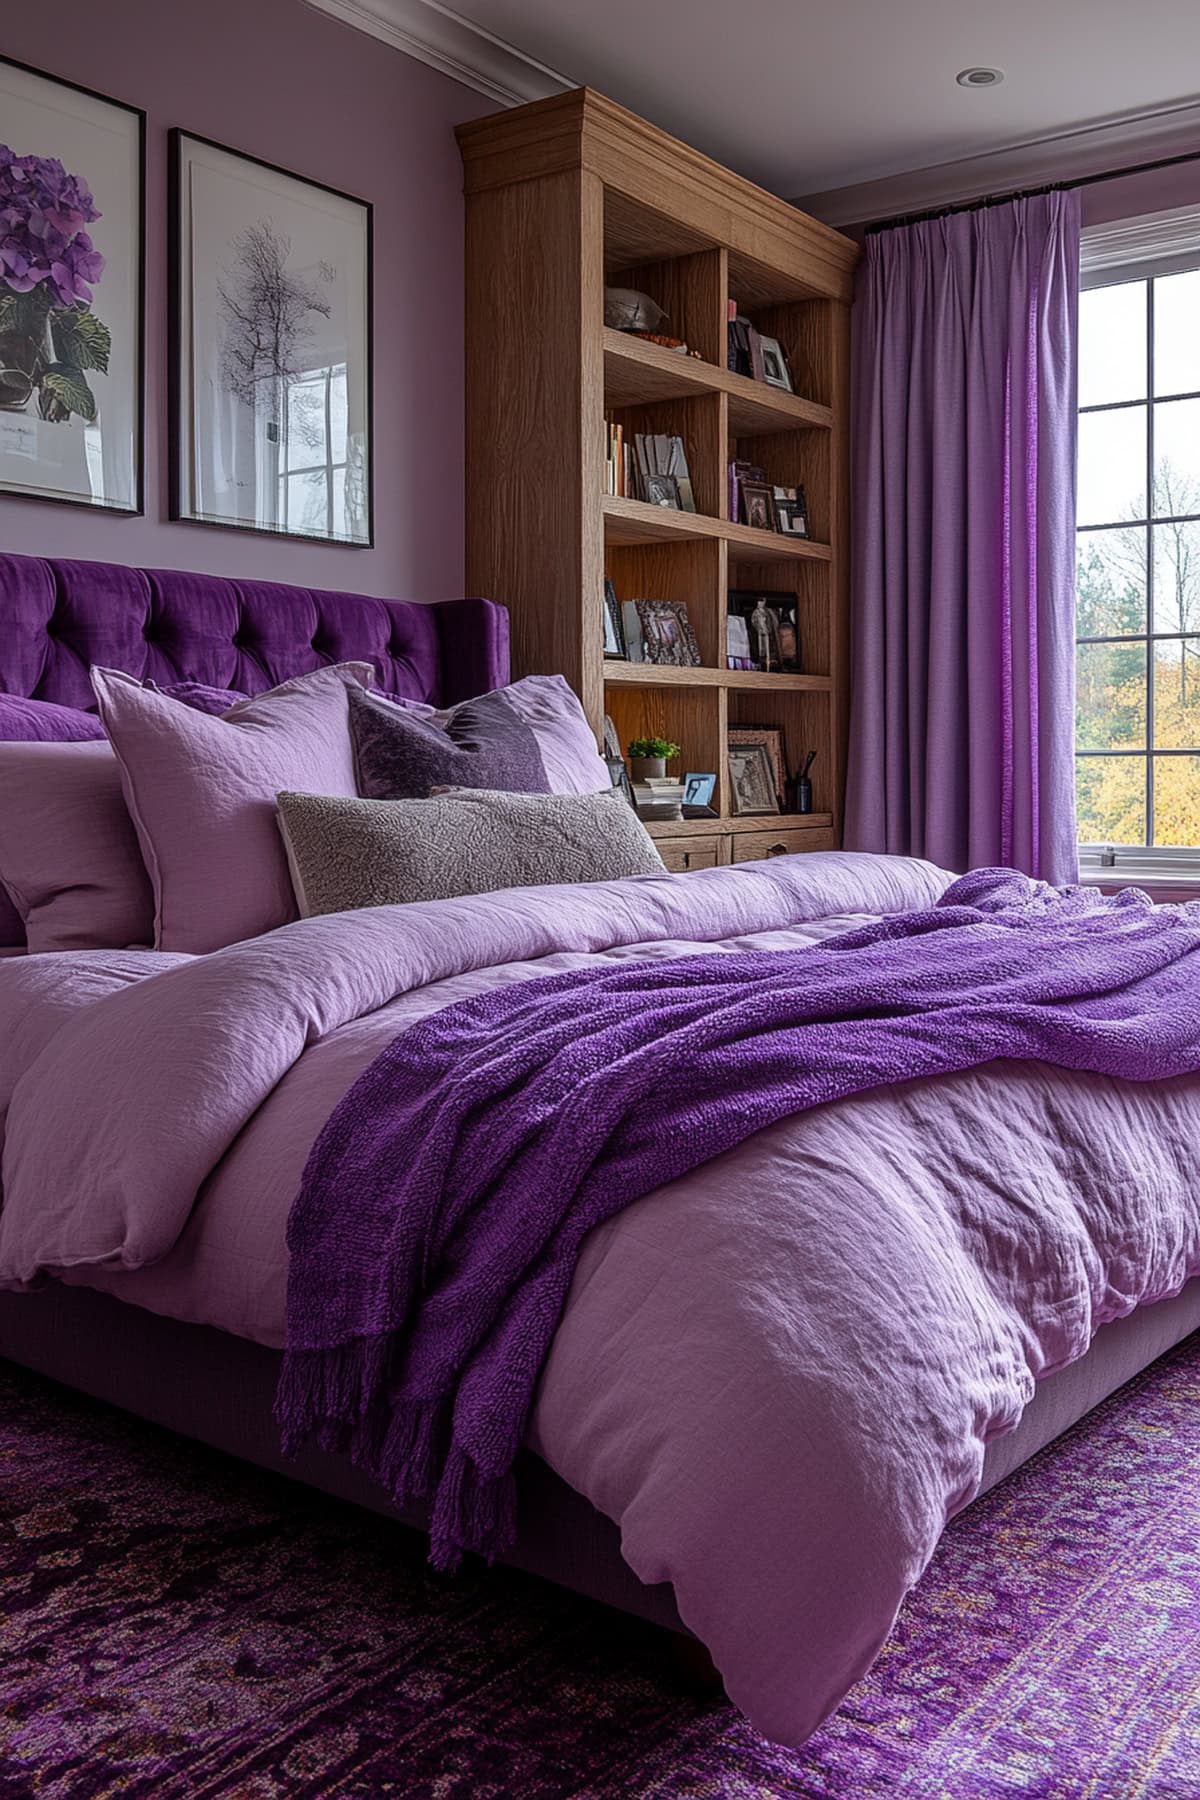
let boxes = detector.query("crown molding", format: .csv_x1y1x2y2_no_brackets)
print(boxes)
302,0,572,107
795,95,1200,229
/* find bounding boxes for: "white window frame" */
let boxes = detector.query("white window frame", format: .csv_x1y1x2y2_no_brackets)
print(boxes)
1077,207,1200,880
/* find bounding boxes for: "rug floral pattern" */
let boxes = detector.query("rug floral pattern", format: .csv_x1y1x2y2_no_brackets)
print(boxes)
1,1337,1199,1797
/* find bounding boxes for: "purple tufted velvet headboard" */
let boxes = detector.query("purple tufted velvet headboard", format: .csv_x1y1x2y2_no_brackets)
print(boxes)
0,553,508,712
0,552,509,950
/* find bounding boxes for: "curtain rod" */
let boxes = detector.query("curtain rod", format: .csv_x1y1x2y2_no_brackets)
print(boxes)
863,146,1200,236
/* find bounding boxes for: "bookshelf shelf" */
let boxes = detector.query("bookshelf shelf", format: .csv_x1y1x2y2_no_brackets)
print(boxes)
458,87,858,867
602,328,834,435
602,495,832,562
604,661,832,692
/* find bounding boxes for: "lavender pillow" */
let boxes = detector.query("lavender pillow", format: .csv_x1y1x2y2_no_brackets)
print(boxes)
0,741,153,952
93,662,371,954
350,675,609,799
0,694,105,743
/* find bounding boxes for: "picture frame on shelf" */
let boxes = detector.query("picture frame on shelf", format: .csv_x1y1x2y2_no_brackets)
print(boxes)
633,598,701,668
774,485,810,537
740,480,776,532
644,471,682,509
728,726,786,808
603,578,627,658
759,334,793,392
605,755,638,810
170,130,372,545
727,741,780,816
0,54,145,515
728,589,801,673
683,772,716,808
602,714,622,761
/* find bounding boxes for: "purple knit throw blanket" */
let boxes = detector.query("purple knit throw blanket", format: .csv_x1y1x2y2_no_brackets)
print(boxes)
276,869,1200,1568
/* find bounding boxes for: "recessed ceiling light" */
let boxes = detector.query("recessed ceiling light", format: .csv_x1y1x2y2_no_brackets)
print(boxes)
956,67,1004,87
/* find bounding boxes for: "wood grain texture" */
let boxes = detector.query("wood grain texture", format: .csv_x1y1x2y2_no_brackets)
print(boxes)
605,538,722,669
604,496,832,562
602,330,833,433
457,89,858,301
606,248,725,366
733,825,836,861
459,87,856,855
655,834,729,871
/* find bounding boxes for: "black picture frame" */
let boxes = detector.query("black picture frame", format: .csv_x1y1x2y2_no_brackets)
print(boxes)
0,53,145,516
605,755,638,810
603,578,627,658
169,128,374,546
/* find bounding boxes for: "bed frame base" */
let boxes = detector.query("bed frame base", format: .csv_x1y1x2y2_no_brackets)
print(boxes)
1,1281,1197,1641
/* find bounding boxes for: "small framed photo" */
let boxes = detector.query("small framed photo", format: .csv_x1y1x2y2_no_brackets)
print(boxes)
740,480,776,532
603,578,627,658
727,589,801,674
606,756,637,810
602,713,622,761
758,334,793,392
729,726,785,807
773,485,810,537
635,598,701,668
644,471,682,509
683,772,716,808
727,741,780,815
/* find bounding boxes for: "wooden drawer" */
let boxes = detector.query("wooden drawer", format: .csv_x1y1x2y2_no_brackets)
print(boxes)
733,826,836,864
658,835,726,873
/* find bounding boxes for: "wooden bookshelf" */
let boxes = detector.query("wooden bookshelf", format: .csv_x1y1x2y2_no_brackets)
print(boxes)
457,87,859,869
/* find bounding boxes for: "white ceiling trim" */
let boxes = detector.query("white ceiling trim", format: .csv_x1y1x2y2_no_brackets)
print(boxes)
302,0,572,107
796,95,1200,229
1081,203,1200,287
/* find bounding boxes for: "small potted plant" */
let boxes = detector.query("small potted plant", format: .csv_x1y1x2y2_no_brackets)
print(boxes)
627,735,680,781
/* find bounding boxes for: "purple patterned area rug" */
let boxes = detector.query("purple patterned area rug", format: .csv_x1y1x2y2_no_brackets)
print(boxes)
2,1341,1200,1798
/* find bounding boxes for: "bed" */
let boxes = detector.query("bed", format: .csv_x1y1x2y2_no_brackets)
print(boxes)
1,548,1198,1749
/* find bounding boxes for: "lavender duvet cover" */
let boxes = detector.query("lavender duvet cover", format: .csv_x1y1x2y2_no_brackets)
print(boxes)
2,850,1199,1747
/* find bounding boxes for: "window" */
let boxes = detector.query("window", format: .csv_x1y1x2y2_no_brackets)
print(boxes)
276,363,350,539
1076,259,1200,869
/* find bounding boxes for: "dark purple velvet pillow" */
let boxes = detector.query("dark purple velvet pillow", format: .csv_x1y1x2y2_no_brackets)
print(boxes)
0,693,105,743
349,684,551,799
151,679,250,716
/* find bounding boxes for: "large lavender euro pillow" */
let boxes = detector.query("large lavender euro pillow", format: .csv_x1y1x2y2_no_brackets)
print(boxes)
350,675,610,799
0,741,153,952
92,662,370,954
277,786,664,914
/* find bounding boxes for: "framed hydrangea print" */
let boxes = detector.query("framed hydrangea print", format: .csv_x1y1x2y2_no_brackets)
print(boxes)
0,56,144,513
170,131,372,546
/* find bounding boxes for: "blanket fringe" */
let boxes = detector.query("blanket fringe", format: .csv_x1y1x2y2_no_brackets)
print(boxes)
274,1337,393,1454
353,1392,446,1506
429,1444,518,1572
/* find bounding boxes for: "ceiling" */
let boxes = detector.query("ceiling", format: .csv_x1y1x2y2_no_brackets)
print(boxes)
426,0,1200,210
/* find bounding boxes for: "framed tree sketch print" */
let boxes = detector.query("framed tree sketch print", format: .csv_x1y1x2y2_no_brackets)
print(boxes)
171,131,372,545
0,56,144,513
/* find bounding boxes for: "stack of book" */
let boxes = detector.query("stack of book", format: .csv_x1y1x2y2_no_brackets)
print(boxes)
604,420,628,498
729,458,768,521
604,421,696,510
633,776,685,822
727,303,765,382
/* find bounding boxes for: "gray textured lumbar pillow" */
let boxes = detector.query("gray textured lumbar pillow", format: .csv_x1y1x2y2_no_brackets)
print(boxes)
276,785,665,914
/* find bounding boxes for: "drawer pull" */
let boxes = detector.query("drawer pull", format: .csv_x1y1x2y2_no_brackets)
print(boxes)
765,842,789,857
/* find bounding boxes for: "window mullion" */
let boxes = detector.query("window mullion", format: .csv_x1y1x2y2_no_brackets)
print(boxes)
1146,278,1156,847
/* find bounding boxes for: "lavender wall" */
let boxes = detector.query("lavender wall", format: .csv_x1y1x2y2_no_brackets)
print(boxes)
0,0,481,596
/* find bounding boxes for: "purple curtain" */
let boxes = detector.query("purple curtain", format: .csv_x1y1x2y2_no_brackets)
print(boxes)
845,191,1081,883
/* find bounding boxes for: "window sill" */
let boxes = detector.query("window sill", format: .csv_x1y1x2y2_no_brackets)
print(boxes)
1080,871,1200,901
